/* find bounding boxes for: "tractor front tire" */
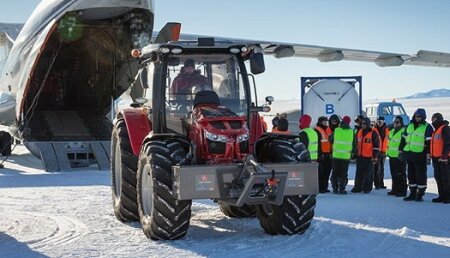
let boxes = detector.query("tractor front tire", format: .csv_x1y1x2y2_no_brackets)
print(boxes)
256,138,316,235
137,140,192,240
219,203,256,218
111,118,139,222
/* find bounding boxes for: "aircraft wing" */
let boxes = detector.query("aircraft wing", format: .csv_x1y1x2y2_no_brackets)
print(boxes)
0,23,24,72
258,42,450,68
177,33,450,68
0,32,14,72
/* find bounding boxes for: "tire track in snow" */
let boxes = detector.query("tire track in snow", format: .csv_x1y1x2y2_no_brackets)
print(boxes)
315,216,450,248
0,210,88,250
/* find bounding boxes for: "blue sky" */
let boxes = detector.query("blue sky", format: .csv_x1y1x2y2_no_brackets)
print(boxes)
1,0,450,101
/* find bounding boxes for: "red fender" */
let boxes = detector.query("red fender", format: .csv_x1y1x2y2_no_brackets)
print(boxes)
249,111,265,153
119,108,152,156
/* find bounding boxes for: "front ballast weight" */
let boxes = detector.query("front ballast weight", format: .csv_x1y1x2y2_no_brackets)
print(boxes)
173,155,318,206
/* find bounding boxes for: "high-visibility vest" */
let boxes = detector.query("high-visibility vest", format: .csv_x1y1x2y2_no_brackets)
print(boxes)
357,129,376,158
302,128,318,160
403,123,427,153
315,126,331,153
373,127,389,153
332,127,354,160
430,125,450,158
387,127,405,158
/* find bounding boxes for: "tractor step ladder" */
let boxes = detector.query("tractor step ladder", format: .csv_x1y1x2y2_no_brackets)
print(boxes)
35,141,111,172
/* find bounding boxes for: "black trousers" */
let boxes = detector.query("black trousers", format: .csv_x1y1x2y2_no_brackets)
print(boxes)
354,157,374,192
373,154,386,188
389,157,407,194
432,158,450,200
331,158,350,191
406,152,427,189
318,153,332,192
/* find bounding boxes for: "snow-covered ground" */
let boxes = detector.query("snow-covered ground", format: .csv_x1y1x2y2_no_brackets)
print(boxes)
1,145,449,258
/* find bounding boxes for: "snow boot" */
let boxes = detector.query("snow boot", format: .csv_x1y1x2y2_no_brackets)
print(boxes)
415,188,425,202
403,187,417,201
432,196,444,203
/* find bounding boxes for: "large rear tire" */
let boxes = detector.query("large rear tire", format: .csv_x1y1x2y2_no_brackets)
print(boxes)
219,203,257,218
256,138,316,235
137,140,192,240
111,118,139,222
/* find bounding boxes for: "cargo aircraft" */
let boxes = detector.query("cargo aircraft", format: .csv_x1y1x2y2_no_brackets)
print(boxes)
1,0,449,171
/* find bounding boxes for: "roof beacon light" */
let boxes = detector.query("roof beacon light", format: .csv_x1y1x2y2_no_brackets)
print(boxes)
131,49,141,58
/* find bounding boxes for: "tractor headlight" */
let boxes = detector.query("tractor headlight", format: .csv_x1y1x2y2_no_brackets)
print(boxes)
237,133,249,142
205,131,228,142
159,47,170,54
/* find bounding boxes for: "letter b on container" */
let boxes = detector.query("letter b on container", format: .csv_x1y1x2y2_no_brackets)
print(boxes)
325,104,334,114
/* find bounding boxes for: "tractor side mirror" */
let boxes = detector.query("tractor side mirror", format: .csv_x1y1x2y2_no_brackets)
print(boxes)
139,68,149,89
265,96,274,105
250,52,265,75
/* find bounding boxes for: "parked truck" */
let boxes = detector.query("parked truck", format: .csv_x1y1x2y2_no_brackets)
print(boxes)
364,100,410,125
111,38,318,240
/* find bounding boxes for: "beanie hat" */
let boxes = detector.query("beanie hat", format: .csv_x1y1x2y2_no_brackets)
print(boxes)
277,118,289,131
329,114,340,123
299,114,312,129
184,59,195,68
413,108,427,120
318,116,328,123
394,115,404,126
432,112,443,121
342,116,351,125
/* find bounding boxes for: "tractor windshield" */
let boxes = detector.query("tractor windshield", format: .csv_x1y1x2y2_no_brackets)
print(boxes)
165,54,248,117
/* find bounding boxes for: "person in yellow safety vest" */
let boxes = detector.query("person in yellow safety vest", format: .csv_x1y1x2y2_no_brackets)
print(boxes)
351,117,380,194
315,116,333,193
386,116,408,197
298,114,318,161
373,116,390,189
272,118,291,134
329,115,355,194
430,113,450,204
401,108,434,202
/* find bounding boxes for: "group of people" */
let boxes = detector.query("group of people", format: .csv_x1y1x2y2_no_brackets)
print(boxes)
271,109,450,203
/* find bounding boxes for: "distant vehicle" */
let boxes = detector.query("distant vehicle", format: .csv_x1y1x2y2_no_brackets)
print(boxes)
364,101,409,125
301,76,362,125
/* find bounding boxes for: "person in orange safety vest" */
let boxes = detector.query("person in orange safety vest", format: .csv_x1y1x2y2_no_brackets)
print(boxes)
315,116,333,193
351,117,380,193
373,116,390,189
430,113,450,203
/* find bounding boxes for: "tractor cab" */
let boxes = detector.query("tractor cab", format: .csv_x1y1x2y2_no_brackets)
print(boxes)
137,40,266,163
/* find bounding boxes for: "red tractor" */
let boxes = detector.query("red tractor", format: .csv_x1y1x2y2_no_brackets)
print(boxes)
111,39,318,240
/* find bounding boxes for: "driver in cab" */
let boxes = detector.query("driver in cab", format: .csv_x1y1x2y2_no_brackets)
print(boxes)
170,59,209,100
